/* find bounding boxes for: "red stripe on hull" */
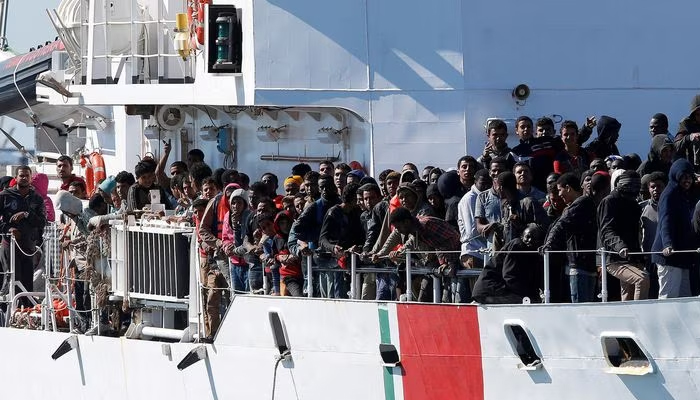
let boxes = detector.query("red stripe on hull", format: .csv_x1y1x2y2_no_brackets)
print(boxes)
397,304,484,400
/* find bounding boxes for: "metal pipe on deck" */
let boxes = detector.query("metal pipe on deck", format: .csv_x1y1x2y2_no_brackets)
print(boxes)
140,326,186,341
260,154,339,163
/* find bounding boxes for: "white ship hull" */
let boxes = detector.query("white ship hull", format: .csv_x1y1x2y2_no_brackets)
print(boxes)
0,1,696,399
2,295,698,400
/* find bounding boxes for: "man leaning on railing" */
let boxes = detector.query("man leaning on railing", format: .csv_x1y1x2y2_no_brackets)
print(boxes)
598,170,650,300
372,207,461,302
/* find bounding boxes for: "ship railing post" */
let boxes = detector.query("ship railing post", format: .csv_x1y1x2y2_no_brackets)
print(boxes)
350,252,357,300
543,250,550,304
123,219,130,307
405,250,412,302
5,234,16,327
64,249,74,333
43,233,50,331
306,255,313,299
599,248,608,303
432,274,441,304
194,248,203,340
262,263,269,295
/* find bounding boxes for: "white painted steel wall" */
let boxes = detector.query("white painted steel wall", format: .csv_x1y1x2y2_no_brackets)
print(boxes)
250,0,700,173
42,0,700,177
1,296,700,399
478,299,700,400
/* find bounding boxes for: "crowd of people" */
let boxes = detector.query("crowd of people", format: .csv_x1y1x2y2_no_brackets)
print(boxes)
3,97,700,338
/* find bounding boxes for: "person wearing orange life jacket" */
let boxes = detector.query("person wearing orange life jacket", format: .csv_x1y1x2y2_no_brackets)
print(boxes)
197,179,233,309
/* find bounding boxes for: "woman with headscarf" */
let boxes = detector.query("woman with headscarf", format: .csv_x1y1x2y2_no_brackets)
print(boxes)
32,173,55,223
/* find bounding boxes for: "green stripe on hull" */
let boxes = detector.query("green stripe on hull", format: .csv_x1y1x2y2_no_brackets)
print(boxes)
378,305,396,400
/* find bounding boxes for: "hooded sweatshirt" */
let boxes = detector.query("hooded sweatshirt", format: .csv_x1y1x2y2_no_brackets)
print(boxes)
437,170,465,230
598,176,644,264
651,159,697,267
221,188,253,265
585,115,621,159
675,95,700,173
638,135,673,177
472,237,542,302
272,211,302,279
426,184,445,218
32,173,55,222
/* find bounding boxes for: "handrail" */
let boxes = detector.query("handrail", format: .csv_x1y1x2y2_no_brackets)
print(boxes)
295,246,689,303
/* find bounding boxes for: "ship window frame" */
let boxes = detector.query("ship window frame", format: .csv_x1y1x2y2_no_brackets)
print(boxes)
503,319,542,370
379,343,401,367
600,331,653,375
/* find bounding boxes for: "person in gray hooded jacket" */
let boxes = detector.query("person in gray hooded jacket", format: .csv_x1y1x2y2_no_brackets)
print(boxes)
675,94,700,173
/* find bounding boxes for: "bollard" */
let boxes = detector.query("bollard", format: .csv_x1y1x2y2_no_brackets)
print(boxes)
543,251,550,304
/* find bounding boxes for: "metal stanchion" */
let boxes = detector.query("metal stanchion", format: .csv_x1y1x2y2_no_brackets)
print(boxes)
600,248,608,303
306,255,313,299
43,234,51,331
405,250,412,302
194,249,203,340
123,220,130,308
432,275,441,304
65,251,74,333
543,251,550,304
350,253,357,300
9,236,15,302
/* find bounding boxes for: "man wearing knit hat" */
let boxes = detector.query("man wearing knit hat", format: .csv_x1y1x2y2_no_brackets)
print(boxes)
598,170,649,300
675,95,700,173
346,169,365,185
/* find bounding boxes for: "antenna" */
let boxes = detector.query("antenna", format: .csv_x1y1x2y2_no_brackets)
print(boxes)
0,0,9,51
